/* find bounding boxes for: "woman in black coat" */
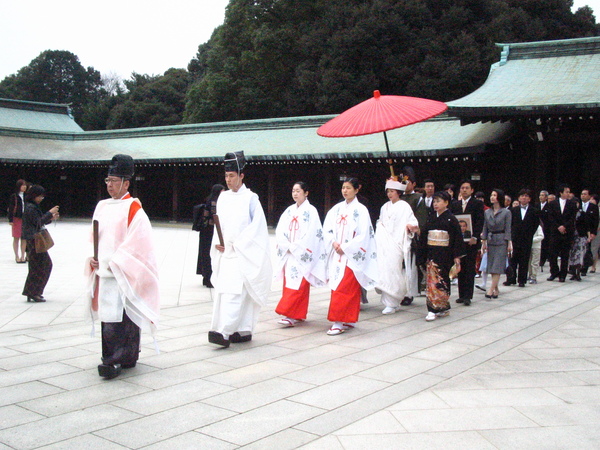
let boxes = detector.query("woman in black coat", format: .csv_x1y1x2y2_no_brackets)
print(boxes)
193,184,224,287
22,185,59,302
7,179,29,263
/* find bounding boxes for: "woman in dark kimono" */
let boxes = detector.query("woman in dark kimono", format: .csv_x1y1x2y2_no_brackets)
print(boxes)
568,197,591,281
421,191,463,321
193,184,224,287
22,185,59,302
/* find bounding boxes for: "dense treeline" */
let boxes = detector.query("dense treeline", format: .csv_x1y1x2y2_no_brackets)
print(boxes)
0,0,597,130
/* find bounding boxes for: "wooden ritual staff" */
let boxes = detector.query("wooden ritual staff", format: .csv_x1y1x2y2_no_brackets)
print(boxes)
213,214,225,247
92,220,99,312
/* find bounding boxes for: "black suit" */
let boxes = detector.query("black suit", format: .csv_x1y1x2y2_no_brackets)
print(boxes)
423,195,435,217
451,197,484,300
539,202,550,267
546,198,578,279
508,205,540,284
582,202,599,273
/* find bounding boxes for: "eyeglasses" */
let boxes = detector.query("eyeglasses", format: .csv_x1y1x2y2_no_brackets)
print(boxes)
104,178,123,184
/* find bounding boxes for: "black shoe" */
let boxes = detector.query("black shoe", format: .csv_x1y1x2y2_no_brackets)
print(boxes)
463,298,471,306
230,332,252,343
98,363,122,379
401,296,413,306
485,294,492,299
208,331,230,348
547,276,557,281
518,283,525,288
456,298,464,304
27,295,46,302
122,362,137,369
502,281,515,286
558,278,565,283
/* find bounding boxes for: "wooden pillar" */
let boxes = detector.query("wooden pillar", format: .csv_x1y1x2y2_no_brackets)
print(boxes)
324,164,332,213
171,165,179,223
96,168,104,203
534,139,547,195
267,171,275,226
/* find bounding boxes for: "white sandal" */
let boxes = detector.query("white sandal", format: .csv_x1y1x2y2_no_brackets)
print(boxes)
277,318,297,327
327,327,345,336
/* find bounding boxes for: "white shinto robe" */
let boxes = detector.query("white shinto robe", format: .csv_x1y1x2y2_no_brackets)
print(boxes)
210,184,272,337
322,197,377,291
275,199,327,289
375,199,418,307
85,193,160,335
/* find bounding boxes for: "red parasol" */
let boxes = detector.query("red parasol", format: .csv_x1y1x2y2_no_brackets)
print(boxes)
317,90,447,176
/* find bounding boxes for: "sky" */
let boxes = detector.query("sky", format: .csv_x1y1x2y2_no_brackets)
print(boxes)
0,0,230,81
0,0,598,83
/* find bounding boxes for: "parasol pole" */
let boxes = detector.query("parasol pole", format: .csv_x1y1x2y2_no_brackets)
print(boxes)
383,131,396,178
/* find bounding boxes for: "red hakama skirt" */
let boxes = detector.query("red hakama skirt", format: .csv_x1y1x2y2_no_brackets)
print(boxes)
327,265,361,323
275,276,310,320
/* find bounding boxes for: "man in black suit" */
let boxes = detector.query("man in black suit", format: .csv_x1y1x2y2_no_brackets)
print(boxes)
547,184,578,282
580,188,599,276
423,179,435,215
505,189,540,287
451,180,484,306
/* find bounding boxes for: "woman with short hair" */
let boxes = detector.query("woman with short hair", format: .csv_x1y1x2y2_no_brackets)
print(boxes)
21,185,59,302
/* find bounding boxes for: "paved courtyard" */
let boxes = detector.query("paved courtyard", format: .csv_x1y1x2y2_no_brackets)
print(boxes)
1,220,599,449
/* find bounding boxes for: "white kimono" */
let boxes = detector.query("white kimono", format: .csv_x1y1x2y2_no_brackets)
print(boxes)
375,200,418,307
85,193,160,335
210,184,272,337
275,200,327,289
322,197,378,290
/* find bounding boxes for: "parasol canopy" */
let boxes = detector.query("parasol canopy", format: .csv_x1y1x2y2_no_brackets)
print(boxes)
317,90,447,178
317,90,448,138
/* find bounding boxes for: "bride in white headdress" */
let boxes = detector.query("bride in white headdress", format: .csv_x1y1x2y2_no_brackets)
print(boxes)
375,178,419,314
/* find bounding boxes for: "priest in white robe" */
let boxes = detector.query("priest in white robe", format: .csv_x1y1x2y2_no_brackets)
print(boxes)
208,151,272,348
85,154,160,379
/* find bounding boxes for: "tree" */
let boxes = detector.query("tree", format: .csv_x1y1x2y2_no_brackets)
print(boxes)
184,0,598,124
106,69,191,129
0,50,105,126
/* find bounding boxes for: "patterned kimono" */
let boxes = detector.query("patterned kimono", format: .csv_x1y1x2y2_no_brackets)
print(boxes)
274,199,328,320
421,209,463,313
323,198,377,323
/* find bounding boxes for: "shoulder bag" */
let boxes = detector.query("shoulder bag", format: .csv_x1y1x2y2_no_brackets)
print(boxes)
34,228,54,253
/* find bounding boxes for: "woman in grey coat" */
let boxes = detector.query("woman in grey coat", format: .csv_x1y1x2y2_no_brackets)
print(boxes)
481,189,512,299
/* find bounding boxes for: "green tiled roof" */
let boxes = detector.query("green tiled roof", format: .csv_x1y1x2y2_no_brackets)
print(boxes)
448,37,600,121
0,99,83,133
0,114,513,165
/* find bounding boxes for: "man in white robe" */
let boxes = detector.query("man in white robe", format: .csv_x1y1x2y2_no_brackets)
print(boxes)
85,154,160,379
208,151,272,347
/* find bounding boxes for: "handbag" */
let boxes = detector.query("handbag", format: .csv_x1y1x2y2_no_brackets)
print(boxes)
34,228,54,253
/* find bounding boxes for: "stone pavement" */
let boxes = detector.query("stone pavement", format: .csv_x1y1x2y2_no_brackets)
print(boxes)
1,220,599,449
